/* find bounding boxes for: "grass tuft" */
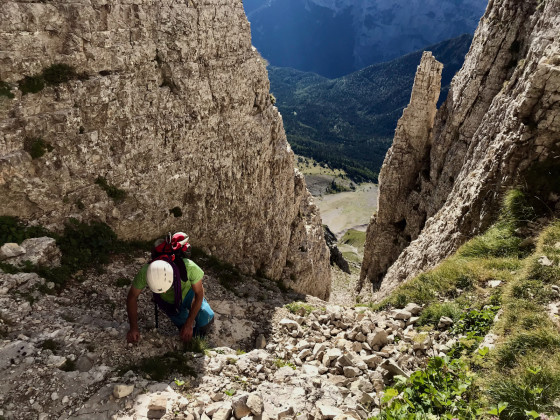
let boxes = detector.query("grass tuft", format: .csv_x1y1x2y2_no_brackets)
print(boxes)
95,176,127,203
416,302,462,327
119,351,197,381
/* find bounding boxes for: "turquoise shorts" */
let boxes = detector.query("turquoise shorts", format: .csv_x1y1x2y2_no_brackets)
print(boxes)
167,288,214,333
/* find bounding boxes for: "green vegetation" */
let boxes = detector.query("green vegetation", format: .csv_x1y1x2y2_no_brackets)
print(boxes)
325,178,350,194
95,176,127,203
169,206,183,218
183,337,209,354
40,339,60,353
18,63,86,95
119,351,197,381
60,359,76,372
269,35,473,182
0,216,149,290
0,216,50,245
24,137,54,159
42,63,77,85
0,80,14,99
371,190,533,311
371,189,560,419
18,75,45,95
341,229,367,252
285,301,319,316
115,277,130,288
274,358,296,370
375,356,478,419
416,302,462,327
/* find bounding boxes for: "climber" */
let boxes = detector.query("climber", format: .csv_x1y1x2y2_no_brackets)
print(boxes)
126,232,214,344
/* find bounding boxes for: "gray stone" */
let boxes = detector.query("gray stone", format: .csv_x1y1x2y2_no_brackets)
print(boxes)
213,403,233,420
113,384,134,399
232,394,251,419
246,394,263,415
391,310,412,321
316,403,343,420
343,366,360,378
0,243,25,261
76,355,94,373
367,328,388,347
380,359,409,378
255,334,267,349
437,317,454,329
403,303,422,315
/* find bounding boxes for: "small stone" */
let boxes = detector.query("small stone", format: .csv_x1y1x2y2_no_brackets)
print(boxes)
380,359,409,378
488,280,502,288
403,303,422,315
0,243,25,260
246,394,263,415
538,256,554,267
278,406,294,419
437,317,453,329
343,366,360,378
316,403,343,420
367,328,388,347
113,384,134,399
279,319,299,330
148,396,168,419
255,334,267,349
51,392,59,401
232,394,251,419
391,310,412,321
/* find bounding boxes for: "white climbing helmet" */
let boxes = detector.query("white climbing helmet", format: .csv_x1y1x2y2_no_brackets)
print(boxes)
146,260,174,293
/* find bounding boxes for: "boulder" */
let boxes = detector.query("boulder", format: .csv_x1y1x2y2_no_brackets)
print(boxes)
8,237,61,267
0,243,25,261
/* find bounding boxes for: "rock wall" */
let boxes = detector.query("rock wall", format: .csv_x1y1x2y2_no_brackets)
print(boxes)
360,0,560,298
0,0,331,298
360,52,443,290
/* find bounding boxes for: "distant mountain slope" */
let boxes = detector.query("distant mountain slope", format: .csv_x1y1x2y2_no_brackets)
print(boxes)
269,34,473,182
245,0,486,78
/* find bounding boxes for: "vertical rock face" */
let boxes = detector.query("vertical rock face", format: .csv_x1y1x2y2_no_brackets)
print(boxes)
360,52,443,290
0,0,330,298
361,0,560,298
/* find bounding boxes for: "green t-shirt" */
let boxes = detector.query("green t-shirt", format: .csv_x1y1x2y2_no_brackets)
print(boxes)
132,258,204,304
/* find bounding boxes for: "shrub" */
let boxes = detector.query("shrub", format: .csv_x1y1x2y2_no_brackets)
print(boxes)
375,356,478,419
42,63,76,85
0,216,50,245
452,306,499,337
0,80,14,99
24,138,53,159
18,75,45,95
119,351,197,381
58,218,118,272
169,206,183,218
184,337,209,354
95,176,127,203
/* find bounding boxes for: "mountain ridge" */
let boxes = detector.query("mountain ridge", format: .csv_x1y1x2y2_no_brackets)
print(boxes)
269,34,474,182
244,0,487,78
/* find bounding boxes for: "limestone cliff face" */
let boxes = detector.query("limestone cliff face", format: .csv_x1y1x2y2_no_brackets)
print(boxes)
360,0,560,298
0,0,331,298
